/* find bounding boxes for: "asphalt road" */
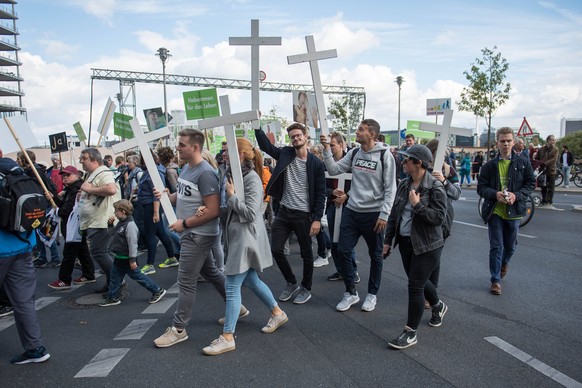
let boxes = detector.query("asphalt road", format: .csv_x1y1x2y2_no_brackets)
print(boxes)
1,188,581,387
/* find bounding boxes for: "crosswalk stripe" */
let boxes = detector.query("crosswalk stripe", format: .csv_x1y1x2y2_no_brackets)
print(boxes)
0,297,61,332
141,297,178,314
114,319,157,340
74,348,131,378
167,282,179,294
485,336,582,388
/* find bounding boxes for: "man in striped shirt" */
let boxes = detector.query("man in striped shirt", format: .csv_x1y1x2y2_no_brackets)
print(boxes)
255,123,326,305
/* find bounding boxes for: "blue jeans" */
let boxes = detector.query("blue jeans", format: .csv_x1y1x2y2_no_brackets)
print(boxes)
271,206,314,290
223,269,278,334
488,215,519,284
142,203,176,265
326,204,357,273
562,165,572,187
162,211,181,255
37,239,60,263
337,208,384,295
108,259,161,299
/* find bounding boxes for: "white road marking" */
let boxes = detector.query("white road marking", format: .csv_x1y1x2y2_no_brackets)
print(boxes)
74,348,130,378
114,319,157,340
453,220,537,239
0,297,60,332
141,297,178,314
167,282,179,294
485,336,582,388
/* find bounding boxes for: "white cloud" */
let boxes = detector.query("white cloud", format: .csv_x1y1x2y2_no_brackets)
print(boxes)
37,39,80,60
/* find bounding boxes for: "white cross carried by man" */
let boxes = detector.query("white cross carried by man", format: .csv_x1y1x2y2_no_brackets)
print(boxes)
288,35,337,136
111,121,175,223
419,109,472,171
197,95,259,204
229,19,281,130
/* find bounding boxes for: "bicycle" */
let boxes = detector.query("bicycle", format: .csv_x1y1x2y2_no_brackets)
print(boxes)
555,162,582,187
478,194,535,227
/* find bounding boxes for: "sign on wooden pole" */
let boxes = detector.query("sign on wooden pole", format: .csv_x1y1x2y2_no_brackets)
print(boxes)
197,95,259,203
287,35,337,136
419,109,472,171
96,97,116,147
229,19,281,130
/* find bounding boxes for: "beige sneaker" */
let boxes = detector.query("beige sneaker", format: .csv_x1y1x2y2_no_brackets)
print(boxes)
154,327,188,348
202,335,236,356
261,311,288,334
218,305,250,325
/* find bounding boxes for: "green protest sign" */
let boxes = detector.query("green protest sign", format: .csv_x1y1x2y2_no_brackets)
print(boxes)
406,120,436,140
73,121,86,142
183,88,220,120
113,112,134,139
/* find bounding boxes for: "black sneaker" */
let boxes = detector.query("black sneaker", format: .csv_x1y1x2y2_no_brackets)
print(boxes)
327,272,343,281
429,301,448,327
148,288,167,304
99,297,121,307
354,272,361,284
34,261,48,269
11,346,50,364
48,261,61,268
388,326,417,349
0,305,14,318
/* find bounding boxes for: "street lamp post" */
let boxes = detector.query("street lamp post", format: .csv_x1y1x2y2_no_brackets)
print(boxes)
156,47,171,134
396,76,404,148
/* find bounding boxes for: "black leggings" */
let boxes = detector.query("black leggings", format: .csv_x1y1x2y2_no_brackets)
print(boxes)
398,236,443,330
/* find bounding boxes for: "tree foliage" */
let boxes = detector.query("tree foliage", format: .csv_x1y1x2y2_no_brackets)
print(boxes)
457,46,511,157
558,131,582,158
328,92,363,136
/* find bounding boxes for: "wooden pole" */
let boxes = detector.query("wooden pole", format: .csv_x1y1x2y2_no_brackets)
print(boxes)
4,117,57,209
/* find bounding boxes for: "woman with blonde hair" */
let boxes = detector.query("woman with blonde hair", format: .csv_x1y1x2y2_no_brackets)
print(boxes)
203,138,287,356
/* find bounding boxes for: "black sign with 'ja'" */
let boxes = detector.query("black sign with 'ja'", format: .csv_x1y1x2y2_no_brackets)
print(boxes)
49,131,69,153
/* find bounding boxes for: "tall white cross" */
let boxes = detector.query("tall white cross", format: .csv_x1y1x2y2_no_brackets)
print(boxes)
198,95,260,203
96,97,116,147
111,122,176,224
419,109,472,171
229,19,281,130
287,35,337,136
325,172,352,243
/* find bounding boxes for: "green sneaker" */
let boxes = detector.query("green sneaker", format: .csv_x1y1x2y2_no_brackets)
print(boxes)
158,257,179,269
141,264,156,275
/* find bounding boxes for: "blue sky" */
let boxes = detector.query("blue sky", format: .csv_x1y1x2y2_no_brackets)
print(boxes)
8,0,582,143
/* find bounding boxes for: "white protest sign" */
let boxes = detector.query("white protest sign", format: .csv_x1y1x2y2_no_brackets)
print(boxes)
229,19,281,130
419,109,472,171
197,95,259,203
325,171,352,243
287,35,337,136
0,115,38,154
96,97,116,146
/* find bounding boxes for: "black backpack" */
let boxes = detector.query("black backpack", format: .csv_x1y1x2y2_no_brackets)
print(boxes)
0,169,48,233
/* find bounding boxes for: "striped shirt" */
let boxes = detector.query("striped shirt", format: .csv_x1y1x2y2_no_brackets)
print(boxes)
280,157,309,212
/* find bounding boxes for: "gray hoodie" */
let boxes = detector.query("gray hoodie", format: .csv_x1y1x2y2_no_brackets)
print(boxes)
323,143,396,220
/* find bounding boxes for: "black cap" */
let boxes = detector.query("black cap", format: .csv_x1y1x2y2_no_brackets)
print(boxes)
397,144,433,166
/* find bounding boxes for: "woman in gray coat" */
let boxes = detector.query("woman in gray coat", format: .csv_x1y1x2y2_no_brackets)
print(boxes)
203,138,288,356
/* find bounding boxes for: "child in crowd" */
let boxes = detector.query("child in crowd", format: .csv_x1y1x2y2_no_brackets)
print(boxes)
100,199,166,307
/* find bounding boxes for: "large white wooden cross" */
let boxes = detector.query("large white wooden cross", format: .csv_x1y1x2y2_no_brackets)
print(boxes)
197,95,259,203
111,122,176,224
229,19,281,130
287,35,337,136
419,109,472,171
325,171,352,243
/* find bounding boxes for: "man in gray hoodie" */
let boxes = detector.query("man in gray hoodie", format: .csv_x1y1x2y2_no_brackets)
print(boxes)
321,119,396,312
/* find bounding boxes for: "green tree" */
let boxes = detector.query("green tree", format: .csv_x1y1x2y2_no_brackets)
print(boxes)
328,91,364,138
457,46,511,159
558,131,582,158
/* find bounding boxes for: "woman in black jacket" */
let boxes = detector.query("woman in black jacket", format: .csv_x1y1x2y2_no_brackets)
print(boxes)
383,145,448,350
46,166,95,289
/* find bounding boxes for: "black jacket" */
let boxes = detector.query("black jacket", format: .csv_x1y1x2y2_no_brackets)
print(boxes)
255,129,326,222
384,172,447,255
477,153,535,223
53,179,82,239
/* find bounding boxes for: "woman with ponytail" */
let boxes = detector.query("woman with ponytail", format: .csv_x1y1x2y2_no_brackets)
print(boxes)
202,138,288,356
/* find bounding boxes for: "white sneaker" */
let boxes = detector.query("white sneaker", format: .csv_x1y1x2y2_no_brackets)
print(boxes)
313,256,329,268
361,293,377,312
202,335,235,355
336,292,360,312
